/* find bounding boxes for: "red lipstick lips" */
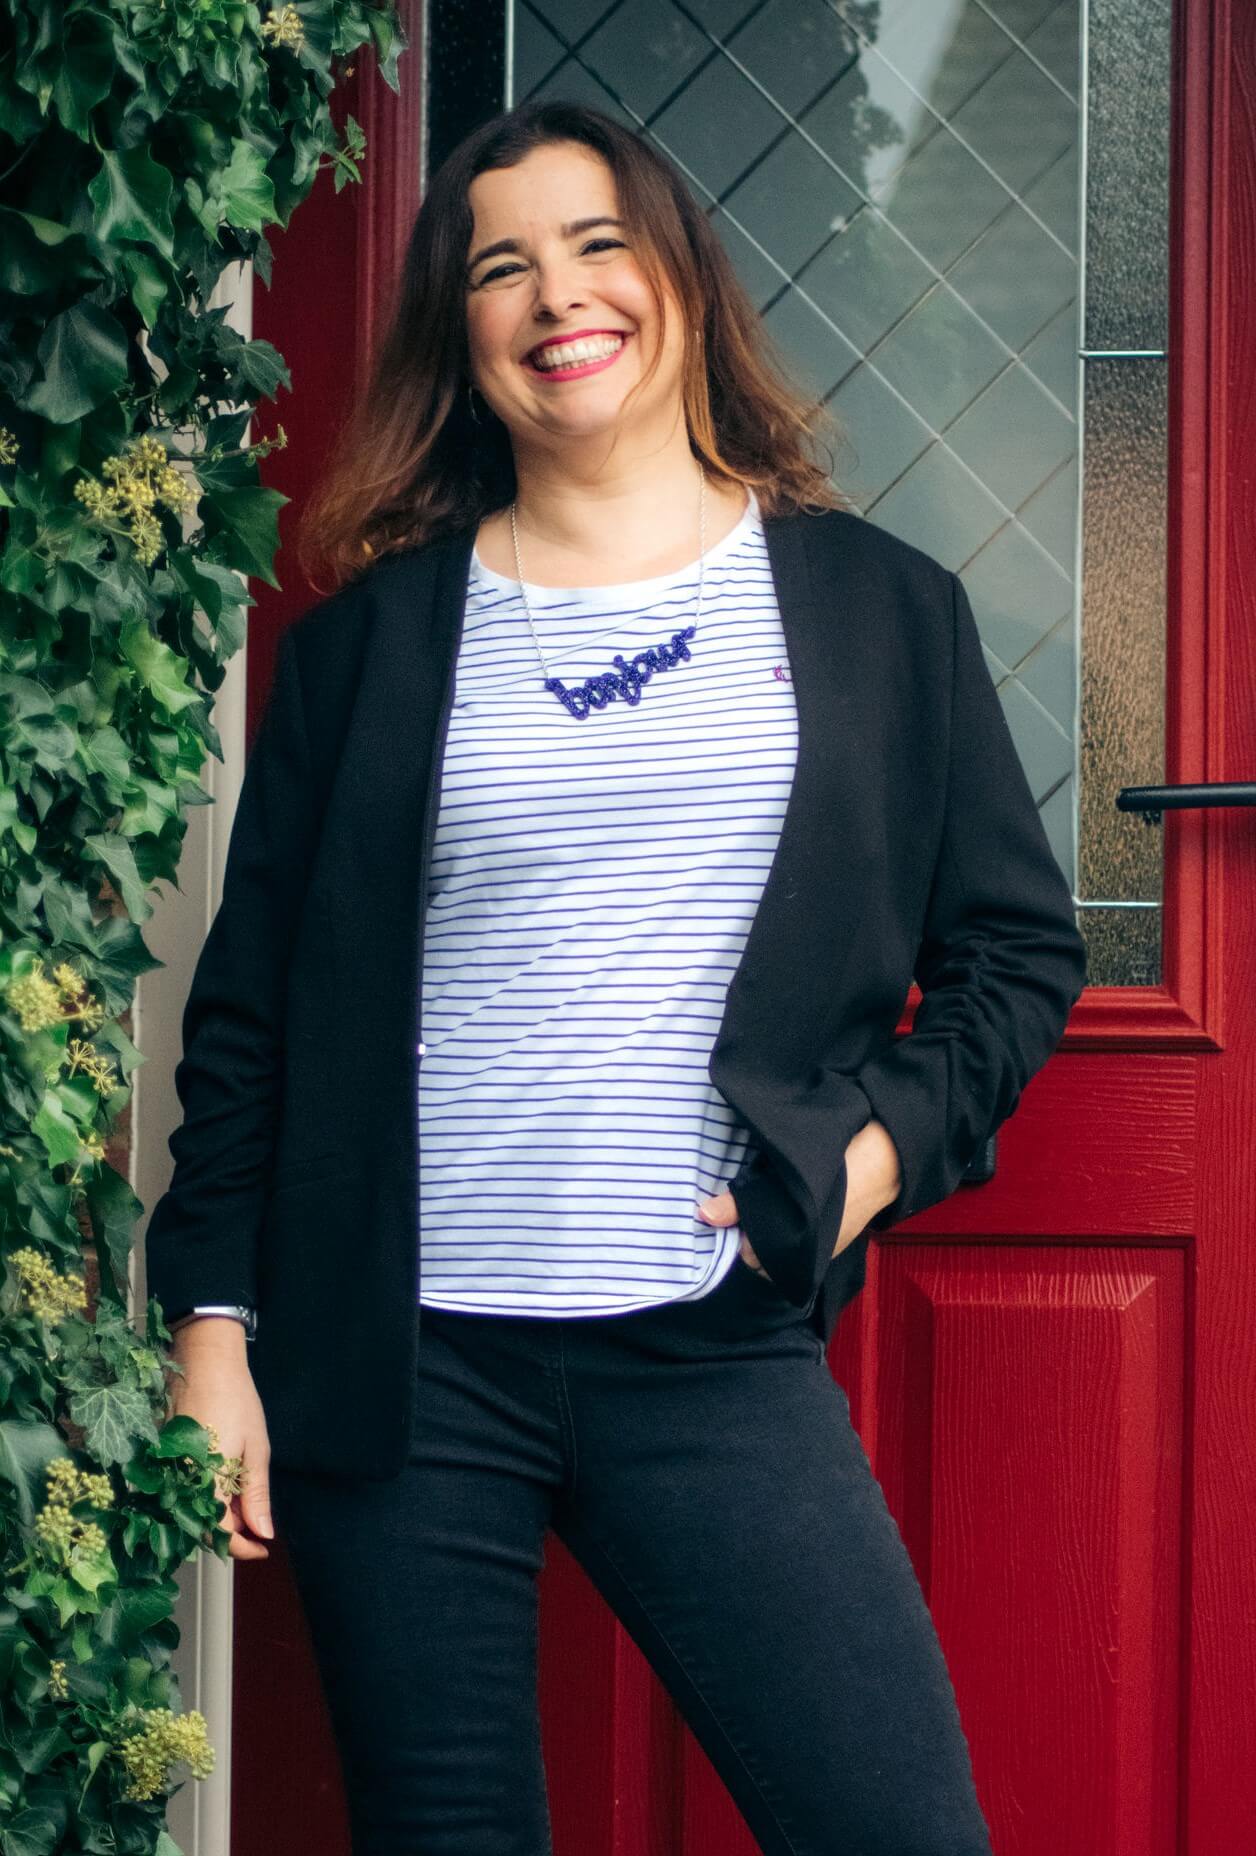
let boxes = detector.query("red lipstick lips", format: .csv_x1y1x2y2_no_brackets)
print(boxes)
526,327,627,360
523,329,631,382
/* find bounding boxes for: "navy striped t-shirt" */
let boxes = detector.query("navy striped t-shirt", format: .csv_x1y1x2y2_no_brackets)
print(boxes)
416,487,799,1316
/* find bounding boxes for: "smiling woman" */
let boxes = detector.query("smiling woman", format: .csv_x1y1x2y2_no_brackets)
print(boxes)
144,93,1082,1856
297,100,848,591
463,136,730,585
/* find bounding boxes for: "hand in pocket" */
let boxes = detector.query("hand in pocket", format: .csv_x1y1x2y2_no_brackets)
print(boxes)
695,1122,893,1272
693,1184,773,1276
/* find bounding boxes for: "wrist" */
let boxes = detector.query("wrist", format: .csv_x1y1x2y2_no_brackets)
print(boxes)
168,1314,251,1355
846,1119,902,1221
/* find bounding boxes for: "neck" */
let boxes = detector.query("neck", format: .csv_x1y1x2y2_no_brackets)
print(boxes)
505,427,714,578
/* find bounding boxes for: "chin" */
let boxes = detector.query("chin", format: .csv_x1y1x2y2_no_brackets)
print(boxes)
536,399,639,437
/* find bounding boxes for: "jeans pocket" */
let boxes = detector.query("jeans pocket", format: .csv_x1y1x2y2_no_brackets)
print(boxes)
731,1250,788,1297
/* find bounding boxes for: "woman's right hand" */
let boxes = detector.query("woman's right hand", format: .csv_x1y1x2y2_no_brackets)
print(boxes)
164,1319,275,1561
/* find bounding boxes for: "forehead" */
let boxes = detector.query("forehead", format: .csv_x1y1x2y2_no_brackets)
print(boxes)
467,142,617,233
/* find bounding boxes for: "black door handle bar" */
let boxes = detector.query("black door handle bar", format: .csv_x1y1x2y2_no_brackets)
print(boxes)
1116,781,1256,826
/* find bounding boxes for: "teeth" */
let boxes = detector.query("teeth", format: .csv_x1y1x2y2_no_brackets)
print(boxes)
530,334,625,370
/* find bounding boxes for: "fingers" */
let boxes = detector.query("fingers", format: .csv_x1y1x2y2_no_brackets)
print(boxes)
220,1493,271,1562
737,1237,773,1277
239,1452,274,1544
167,1378,275,1561
218,1431,273,1560
696,1187,739,1226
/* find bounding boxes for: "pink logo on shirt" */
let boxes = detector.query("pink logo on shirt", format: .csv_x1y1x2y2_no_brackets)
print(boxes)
772,664,792,682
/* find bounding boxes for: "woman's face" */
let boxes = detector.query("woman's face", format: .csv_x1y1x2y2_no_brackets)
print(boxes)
463,140,687,456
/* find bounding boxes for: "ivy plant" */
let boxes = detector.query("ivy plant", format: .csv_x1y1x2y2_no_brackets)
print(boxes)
0,0,403,1846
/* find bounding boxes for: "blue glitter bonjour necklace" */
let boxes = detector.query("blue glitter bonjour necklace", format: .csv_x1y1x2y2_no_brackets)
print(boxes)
509,467,707,720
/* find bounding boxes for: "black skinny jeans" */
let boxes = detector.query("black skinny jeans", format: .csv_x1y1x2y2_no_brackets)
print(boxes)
270,1255,995,1856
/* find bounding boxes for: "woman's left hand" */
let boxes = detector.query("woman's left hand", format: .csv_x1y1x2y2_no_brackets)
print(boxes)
696,1119,902,1273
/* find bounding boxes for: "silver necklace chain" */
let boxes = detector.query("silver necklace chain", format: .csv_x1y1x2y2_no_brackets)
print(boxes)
509,467,707,686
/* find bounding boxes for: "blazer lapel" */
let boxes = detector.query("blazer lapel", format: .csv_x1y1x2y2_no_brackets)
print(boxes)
707,511,877,1073
324,532,474,1162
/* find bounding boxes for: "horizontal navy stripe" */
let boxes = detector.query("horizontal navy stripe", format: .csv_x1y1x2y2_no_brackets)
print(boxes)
417,489,800,1317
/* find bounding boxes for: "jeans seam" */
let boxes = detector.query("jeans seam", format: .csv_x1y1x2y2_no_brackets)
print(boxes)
550,1326,580,1496
560,1513,810,1856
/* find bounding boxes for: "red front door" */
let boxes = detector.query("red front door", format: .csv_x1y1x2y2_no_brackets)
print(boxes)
236,4,1256,1850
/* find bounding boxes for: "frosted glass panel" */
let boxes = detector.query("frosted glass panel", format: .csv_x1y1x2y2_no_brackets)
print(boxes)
510,0,1173,986
1079,356,1167,909
1083,0,1172,350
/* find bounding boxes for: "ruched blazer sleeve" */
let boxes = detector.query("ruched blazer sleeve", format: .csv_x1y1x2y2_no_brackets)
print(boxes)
721,522,1087,1330
852,568,1087,1233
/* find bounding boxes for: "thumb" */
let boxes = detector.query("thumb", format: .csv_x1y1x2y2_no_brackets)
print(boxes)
695,1188,739,1227
242,1471,274,1539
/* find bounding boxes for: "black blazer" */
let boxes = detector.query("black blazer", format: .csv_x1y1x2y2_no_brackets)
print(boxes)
144,507,1088,1481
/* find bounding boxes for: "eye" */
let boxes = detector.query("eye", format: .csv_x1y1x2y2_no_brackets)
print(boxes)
472,237,627,288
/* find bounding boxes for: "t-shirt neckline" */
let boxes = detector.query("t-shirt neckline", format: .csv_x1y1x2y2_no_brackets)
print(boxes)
470,486,761,604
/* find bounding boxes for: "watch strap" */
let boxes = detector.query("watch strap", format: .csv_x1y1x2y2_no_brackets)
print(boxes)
168,1304,257,1342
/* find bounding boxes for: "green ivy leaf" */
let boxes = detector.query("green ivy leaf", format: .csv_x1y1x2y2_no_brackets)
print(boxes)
79,1741,112,1811
81,1158,145,1304
0,784,37,854
201,483,287,587
31,1087,84,1168
0,1806,61,1856
18,708,80,770
222,137,278,230
189,137,278,239
49,10,116,139
119,619,201,717
204,408,252,451
88,147,177,260
84,831,153,923
369,8,407,94
80,910,166,999
117,248,172,328
0,209,103,297
152,1414,211,1464
114,1583,178,1645
67,1547,117,1598
78,722,133,790
11,0,60,112
0,1425,73,1528
69,1381,159,1469
236,335,290,398
21,302,129,424
170,553,252,627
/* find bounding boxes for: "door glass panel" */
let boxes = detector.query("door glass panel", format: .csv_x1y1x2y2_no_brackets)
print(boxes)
508,0,1173,986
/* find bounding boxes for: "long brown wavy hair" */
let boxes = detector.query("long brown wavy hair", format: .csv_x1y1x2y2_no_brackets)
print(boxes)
298,99,853,595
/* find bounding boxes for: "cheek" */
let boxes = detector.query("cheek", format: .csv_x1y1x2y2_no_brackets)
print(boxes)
621,276,684,367
637,305,686,387
618,268,661,335
466,300,518,372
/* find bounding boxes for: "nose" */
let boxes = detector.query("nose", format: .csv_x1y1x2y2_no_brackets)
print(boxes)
530,251,589,323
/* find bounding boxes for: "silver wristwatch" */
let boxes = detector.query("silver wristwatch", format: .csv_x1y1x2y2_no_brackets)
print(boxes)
167,1304,257,1342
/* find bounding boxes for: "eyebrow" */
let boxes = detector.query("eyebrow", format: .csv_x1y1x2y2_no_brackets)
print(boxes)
466,216,625,274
